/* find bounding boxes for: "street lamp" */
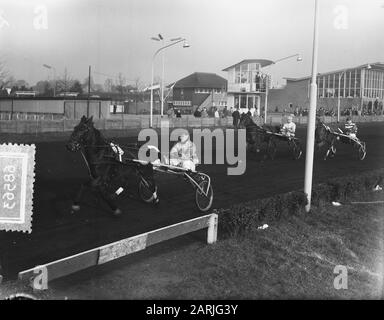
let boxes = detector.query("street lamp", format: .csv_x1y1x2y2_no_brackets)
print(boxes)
150,38,190,127
43,64,56,97
273,54,302,65
263,53,302,123
150,35,188,119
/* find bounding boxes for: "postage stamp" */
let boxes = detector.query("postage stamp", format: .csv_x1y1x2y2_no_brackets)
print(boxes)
0,143,35,233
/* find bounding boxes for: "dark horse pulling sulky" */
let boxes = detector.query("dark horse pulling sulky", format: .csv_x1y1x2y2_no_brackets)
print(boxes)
238,113,277,159
239,113,303,160
315,120,338,160
66,116,158,216
315,119,367,160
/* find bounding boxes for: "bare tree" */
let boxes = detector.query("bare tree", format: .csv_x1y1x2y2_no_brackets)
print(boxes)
57,67,74,93
104,78,114,92
116,72,126,97
0,60,12,89
134,76,141,91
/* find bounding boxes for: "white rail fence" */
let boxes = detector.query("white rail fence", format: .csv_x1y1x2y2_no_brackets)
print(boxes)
18,213,218,288
0,114,383,134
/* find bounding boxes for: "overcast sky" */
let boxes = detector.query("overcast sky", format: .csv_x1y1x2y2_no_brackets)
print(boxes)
1,0,383,88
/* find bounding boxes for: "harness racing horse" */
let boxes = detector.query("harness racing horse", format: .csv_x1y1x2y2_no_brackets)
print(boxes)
238,113,277,159
66,116,158,216
315,120,337,160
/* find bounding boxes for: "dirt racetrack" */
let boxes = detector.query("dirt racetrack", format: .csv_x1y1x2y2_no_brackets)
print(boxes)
0,122,383,277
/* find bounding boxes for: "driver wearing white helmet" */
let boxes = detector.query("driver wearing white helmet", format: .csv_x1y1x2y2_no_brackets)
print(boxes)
281,114,296,137
169,132,199,171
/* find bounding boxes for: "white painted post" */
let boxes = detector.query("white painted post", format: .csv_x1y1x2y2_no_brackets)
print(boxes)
304,0,319,213
207,214,218,244
337,72,341,122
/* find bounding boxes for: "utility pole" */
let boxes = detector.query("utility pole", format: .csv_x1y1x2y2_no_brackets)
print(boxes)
87,65,91,117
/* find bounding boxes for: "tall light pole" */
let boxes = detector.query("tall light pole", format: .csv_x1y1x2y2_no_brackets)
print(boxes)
263,54,302,123
304,0,320,212
150,38,190,127
43,64,56,97
150,35,184,118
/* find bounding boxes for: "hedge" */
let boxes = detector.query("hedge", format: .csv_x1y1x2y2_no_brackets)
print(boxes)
217,169,384,238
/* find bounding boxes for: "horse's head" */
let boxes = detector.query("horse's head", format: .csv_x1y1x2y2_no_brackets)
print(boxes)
238,113,251,129
66,116,95,152
315,120,332,145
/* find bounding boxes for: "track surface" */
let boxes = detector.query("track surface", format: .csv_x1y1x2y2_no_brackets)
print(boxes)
0,123,383,277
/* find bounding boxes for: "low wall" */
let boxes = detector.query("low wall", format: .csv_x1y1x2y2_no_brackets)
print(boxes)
0,114,382,134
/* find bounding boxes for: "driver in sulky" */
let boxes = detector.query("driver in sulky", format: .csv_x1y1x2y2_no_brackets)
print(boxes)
344,117,358,139
169,132,199,171
280,114,296,138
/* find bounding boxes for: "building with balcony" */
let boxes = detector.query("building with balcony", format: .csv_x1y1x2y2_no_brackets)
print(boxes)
223,59,274,115
169,72,227,114
266,62,384,115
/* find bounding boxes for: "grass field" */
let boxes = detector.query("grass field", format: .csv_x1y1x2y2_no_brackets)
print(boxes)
1,189,383,300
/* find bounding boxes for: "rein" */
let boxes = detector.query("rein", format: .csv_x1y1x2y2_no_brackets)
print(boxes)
80,149,95,179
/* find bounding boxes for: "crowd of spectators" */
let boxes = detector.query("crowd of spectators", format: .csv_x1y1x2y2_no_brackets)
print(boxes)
167,106,182,118
168,99,384,119
192,106,230,118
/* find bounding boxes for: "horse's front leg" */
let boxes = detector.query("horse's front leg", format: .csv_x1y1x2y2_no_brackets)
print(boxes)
97,183,122,216
71,182,87,213
324,141,335,160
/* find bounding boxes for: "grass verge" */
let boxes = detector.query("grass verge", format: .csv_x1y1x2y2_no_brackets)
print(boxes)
1,191,383,299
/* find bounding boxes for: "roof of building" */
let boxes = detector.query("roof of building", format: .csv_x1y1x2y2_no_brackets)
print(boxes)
284,62,384,82
172,72,227,89
222,59,275,71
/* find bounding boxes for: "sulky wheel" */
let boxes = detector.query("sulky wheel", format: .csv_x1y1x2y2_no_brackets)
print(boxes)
358,142,367,160
290,140,303,160
331,145,337,155
195,179,213,212
138,179,158,204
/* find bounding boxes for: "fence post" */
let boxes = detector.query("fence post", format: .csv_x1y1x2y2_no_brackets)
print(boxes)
207,214,218,244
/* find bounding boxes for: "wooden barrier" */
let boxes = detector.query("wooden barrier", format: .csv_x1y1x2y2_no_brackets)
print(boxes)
18,213,218,287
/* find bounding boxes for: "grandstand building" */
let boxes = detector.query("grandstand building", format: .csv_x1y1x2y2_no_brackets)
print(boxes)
266,62,384,115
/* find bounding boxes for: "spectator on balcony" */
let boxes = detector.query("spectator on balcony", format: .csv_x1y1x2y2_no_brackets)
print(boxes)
193,106,202,118
201,107,208,118
167,107,174,118
214,107,220,119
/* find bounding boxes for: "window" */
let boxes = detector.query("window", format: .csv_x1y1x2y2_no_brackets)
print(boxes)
317,76,324,98
240,63,248,83
234,95,239,108
235,65,241,83
173,100,191,106
240,95,247,108
194,88,214,93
